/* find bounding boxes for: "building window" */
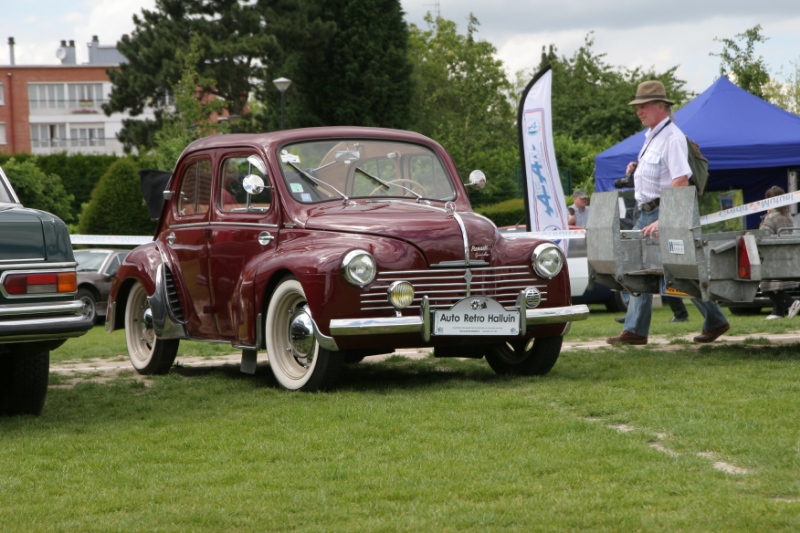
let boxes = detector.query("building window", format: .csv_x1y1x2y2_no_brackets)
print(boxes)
70,125,106,147
0,84,4,105
68,83,103,113
0,123,6,145
28,84,66,110
31,124,67,148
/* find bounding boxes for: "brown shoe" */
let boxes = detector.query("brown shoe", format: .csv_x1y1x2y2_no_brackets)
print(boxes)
606,330,648,345
693,322,731,343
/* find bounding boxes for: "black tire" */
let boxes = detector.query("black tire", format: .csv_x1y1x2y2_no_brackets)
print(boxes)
343,353,366,364
77,287,98,324
124,281,179,375
265,277,344,391
605,291,630,313
485,336,563,376
0,351,49,416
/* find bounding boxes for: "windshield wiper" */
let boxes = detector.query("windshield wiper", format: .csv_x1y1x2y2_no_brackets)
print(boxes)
286,161,349,203
354,167,422,200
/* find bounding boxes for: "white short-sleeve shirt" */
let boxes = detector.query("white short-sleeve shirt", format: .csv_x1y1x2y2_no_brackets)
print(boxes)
633,117,692,208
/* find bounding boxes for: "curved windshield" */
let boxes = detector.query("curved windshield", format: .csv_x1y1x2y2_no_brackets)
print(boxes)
278,139,457,203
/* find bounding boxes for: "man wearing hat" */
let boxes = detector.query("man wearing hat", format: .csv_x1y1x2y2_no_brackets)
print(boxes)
568,189,590,227
606,81,731,345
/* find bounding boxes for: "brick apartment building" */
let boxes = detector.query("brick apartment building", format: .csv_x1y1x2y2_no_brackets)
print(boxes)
0,36,154,156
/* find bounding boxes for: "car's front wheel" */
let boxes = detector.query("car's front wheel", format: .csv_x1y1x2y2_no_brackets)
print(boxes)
265,277,343,391
0,350,49,416
124,281,179,375
485,336,563,376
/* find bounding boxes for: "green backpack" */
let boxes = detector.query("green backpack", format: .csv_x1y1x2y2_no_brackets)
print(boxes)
686,137,708,197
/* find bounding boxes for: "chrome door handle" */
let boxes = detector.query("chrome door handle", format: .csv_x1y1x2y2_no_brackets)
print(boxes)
258,231,274,246
166,232,176,245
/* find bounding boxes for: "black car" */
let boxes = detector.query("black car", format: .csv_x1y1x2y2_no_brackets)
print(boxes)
0,165,94,416
74,249,130,324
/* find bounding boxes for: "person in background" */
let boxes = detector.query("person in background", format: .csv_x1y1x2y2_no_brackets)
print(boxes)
607,80,730,345
758,185,800,320
615,294,689,324
568,189,590,227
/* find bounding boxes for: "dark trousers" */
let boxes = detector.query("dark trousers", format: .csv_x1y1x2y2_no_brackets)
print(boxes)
766,290,794,316
663,295,689,319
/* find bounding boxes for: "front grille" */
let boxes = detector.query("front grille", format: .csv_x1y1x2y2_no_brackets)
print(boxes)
361,266,547,312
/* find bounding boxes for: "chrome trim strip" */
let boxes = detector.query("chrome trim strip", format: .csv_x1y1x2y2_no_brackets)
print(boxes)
0,300,85,317
209,222,280,228
0,257,45,263
329,315,424,336
168,222,211,229
0,262,77,270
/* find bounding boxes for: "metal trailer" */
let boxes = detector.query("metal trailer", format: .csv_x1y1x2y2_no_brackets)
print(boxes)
585,187,800,304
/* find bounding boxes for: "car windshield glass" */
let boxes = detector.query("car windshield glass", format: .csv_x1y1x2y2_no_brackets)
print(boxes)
74,250,110,272
278,139,456,203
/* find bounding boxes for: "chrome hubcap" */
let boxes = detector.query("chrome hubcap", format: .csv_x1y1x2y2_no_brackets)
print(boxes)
288,304,316,368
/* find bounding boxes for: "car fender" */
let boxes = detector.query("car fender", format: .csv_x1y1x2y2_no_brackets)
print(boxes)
247,232,429,338
107,243,165,332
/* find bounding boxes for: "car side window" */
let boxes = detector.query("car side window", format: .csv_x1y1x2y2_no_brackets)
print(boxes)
219,155,271,212
107,254,121,277
177,159,212,216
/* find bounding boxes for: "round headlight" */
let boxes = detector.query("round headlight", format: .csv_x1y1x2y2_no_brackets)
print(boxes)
532,243,564,279
387,281,415,309
342,249,376,287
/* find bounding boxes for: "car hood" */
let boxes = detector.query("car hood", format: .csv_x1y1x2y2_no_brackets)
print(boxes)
299,201,501,265
0,204,74,262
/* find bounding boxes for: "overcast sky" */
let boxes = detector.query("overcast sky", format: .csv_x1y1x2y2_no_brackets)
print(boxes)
2,0,799,95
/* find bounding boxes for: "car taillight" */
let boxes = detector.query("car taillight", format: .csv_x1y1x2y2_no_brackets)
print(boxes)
3,272,77,295
737,236,751,279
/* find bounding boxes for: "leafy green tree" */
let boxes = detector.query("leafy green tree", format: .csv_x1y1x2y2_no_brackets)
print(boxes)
78,157,156,236
152,33,230,172
408,14,518,206
553,135,613,193
105,0,282,150
34,153,119,213
527,34,690,146
711,24,770,99
3,158,75,222
264,0,412,130
764,60,800,115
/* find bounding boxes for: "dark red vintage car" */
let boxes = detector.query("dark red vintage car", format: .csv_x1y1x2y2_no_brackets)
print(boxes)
106,127,588,391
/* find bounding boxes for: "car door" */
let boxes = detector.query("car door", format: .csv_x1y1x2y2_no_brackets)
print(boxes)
208,152,279,342
162,155,218,338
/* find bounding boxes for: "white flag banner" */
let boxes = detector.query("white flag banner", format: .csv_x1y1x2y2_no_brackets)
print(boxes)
518,67,569,251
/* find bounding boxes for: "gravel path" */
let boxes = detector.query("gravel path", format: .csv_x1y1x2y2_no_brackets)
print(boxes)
50,331,800,385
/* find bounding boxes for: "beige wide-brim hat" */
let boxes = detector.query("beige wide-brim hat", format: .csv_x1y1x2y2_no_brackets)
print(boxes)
628,80,675,106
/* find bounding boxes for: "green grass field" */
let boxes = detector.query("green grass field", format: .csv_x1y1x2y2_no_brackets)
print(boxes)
2,304,799,531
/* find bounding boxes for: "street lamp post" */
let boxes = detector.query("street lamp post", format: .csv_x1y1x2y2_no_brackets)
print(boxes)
273,77,292,129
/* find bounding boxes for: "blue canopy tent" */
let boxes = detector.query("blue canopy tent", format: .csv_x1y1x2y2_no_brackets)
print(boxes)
594,76,800,228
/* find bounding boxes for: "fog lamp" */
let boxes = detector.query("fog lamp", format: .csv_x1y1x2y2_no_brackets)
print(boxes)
387,281,415,309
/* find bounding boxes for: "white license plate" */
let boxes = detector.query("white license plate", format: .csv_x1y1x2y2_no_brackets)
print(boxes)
433,296,520,336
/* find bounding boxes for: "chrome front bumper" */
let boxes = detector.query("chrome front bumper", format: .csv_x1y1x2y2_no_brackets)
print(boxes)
329,297,589,342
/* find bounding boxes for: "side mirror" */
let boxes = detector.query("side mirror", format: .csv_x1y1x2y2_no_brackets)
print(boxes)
243,174,266,195
468,170,486,191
